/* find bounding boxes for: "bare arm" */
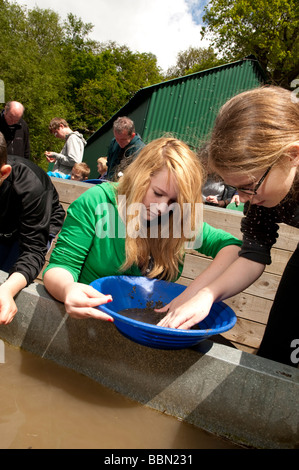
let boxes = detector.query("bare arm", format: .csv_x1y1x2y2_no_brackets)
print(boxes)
0,272,27,324
43,267,114,321
158,247,265,329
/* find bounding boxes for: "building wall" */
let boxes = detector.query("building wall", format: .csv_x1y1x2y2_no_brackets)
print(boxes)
83,58,266,178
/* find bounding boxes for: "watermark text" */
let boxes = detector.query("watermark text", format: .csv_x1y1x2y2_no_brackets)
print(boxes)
290,339,299,365
94,197,203,249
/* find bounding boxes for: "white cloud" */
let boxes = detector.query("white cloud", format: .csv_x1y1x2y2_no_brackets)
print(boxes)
15,0,210,71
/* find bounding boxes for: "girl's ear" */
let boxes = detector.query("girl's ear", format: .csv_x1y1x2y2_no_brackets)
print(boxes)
288,144,299,167
0,164,12,181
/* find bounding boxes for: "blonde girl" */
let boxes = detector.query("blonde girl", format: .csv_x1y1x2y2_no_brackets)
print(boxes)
43,137,241,324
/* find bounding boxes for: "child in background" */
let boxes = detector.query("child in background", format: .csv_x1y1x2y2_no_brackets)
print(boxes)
70,162,90,181
97,157,108,179
45,117,86,177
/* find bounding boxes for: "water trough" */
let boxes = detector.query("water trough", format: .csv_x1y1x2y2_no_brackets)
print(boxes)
0,270,298,449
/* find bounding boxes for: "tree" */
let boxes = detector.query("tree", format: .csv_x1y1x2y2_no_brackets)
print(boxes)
68,41,163,136
0,3,163,167
165,46,224,79
201,0,299,87
0,1,72,167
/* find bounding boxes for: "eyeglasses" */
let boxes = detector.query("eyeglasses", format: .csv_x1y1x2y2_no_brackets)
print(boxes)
232,165,273,196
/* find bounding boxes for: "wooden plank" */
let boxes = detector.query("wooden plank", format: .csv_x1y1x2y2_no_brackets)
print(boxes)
52,178,93,204
185,245,291,277
277,223,298,251
203,205,298,252
266,248,292,275
224,293,271,324
181,253,280,301
177,276,271,324
221,318,266,350
203,205,242,240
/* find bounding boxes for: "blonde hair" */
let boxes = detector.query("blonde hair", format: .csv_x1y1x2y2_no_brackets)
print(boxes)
97,156,108,172
72,162,90,179
208,86,299,178
116,137,203,281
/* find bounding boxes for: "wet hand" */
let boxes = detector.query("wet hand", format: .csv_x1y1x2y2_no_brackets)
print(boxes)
64,282,114,321
0,287,18,325
156,290,214,329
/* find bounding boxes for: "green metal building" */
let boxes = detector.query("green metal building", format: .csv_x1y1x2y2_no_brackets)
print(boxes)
84,56,266,178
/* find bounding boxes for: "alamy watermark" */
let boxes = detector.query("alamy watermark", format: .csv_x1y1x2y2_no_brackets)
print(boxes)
94,197,204,250
0,339,4,363
290,339,299,365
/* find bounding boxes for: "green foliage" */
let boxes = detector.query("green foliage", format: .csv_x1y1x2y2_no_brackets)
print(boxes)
0,1,73,165
66,41,163,136
201,0,299,87
165,46,225,78
0,1,162,167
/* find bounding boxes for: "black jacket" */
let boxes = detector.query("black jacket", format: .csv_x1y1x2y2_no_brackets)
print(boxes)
0,156,65,285
0,110,30,159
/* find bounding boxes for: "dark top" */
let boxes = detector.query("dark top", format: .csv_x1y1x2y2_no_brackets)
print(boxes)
0,156,65,284
239,194,299,265
0,110,30,159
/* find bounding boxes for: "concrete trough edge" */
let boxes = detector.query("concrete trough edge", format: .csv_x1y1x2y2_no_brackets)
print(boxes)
0,271,298,449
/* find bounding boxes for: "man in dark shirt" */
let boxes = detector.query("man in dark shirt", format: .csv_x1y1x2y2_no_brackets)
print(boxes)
107,116,144,180
0,132,65,325
0,101,30,159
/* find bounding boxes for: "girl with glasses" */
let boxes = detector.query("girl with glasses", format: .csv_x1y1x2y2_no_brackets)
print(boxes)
161,86,299,368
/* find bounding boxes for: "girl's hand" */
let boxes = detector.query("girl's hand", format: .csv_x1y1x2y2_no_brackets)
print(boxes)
64,282,114,321
0,286,18,325
156,288,214,329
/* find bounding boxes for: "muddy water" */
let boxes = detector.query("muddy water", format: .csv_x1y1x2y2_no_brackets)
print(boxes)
0,343,241,449
118,308,200,329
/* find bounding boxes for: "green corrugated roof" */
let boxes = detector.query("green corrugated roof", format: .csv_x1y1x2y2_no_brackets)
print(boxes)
142,57,266,147
84,56,266,177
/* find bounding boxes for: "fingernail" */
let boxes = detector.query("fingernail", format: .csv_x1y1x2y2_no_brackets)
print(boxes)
107,297,113,303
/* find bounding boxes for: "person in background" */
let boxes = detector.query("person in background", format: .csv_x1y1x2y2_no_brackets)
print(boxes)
107,116,144,180
70,162,91,181
43,137,242,323
160,86,299,368
202,175,240,208
199,144,240,208
45,118,86,177
0,132,65,325
0,101,30,159
97,157,108,179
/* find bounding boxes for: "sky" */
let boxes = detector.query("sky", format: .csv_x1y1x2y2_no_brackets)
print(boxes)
15,0,210,72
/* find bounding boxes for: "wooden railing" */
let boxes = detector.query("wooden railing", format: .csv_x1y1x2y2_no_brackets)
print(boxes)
41,178,297,354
